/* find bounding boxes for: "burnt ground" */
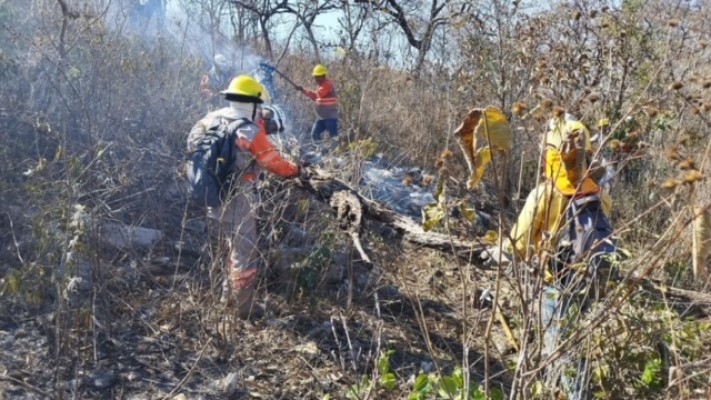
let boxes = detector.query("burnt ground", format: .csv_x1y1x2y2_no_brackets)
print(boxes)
0,176,519,399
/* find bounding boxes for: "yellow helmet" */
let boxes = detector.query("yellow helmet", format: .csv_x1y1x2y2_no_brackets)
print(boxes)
221,75,264,103
545,118,592,151
312,64,328,77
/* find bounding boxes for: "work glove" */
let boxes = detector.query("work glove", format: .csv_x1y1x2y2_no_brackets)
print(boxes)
480,246,511,267
298,165,313,182
478,286,494,308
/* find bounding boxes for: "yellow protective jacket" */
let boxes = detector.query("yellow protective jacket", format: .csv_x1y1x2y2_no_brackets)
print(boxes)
508,181,612,259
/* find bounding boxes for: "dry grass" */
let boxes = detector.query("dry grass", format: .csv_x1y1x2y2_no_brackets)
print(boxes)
1,0,711,399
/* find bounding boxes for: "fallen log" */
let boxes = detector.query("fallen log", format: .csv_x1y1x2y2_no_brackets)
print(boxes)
635,278,711,306
296,167,711,313
297,167,485,261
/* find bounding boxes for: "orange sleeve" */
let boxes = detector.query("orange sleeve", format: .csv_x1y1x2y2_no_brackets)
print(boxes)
249,122,299,178
199,74,212,97
302,88,317,101
304,81,332,100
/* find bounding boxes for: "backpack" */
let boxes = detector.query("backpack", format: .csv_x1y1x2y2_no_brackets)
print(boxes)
186,117,249,208
552,194,618,294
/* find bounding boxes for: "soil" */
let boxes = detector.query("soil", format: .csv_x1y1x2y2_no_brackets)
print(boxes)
0,186,514,399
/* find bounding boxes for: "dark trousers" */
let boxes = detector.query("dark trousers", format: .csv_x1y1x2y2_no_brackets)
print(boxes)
311,119,338,141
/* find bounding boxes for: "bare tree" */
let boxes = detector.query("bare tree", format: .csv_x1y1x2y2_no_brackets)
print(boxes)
230,0,337,61
336,0,370,53
180,0,238,61
280,0,339,61
354,0,453,75
230,0,289,58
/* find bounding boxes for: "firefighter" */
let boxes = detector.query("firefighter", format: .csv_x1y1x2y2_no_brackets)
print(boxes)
188,75,303,318
296,64,339,146
199,53,233,109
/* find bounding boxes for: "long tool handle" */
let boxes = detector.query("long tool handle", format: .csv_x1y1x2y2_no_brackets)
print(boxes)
273,68,300,89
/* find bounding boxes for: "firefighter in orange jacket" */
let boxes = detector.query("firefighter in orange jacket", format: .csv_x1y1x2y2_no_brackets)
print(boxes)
296,64,339,143
199,54,233,109
188,75,302,318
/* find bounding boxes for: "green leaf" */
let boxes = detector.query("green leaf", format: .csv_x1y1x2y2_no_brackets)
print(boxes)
379,372,398,391
530,381,544,398
377,350,394,375
413,373,430,391
470,385,486,400
407,392,425,400
438,376,458,397
422,178,446,232
451,367,464,388
422,203,445,232
490,387,504,400
641,357,663,390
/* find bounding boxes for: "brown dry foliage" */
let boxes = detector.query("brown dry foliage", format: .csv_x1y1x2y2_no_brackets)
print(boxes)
1,0,711,399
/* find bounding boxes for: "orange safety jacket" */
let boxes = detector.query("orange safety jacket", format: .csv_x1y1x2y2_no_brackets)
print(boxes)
236,119,299,179
188,108,299,183
303,78,339,120
200,68,231,99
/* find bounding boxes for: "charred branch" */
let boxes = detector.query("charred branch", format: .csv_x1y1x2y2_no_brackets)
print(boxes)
56,0,80,19
298,167,485,262
297,167,711,314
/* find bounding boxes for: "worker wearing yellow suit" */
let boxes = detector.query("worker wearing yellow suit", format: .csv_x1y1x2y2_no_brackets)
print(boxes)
484,115,612,400
507,116,611,261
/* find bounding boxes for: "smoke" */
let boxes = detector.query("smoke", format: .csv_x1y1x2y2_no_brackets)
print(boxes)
87,0,266,75
82,0,301,144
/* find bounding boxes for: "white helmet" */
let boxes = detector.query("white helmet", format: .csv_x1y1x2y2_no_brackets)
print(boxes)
213,53,229,72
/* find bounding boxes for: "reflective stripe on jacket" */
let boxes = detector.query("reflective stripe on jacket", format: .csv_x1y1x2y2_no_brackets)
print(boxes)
303,78,339,120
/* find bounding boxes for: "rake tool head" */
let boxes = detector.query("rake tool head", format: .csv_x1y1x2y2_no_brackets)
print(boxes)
259,62,276,73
